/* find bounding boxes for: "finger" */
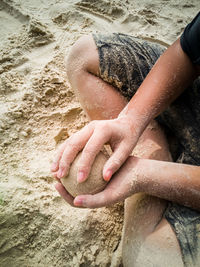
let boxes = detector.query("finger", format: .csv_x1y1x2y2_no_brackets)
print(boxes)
77,128,110,183
103,142,132,181
74,156,140,208
54,183,75,206
51,142,67,172
73,184,123,208
57,124,95,179
52,172,61,182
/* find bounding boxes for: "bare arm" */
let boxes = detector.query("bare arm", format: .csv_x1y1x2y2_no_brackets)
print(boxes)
119,38,199,135
71,156,200,211
52,38,199,183
55,119,172,207
55,118,200,210
75,121,199,211
137,158,200,211
53,36,200,209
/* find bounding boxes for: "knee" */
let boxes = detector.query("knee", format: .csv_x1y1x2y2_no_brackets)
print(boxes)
65,34,99,81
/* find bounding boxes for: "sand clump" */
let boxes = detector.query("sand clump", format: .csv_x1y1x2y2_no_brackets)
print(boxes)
61,151,108,197
0,0,199,266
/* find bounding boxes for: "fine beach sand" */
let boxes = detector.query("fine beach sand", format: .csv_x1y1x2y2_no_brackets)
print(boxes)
0,0,199,266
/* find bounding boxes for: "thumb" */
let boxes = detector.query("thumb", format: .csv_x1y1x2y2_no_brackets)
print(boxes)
73,187,123,208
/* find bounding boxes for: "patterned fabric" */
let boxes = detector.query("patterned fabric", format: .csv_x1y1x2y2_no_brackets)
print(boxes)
93,32,200,267
93,33,165,99
165,203,200,267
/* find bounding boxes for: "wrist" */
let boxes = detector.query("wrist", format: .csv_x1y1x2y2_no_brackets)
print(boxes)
131,157,153,194
118,105,149,137
124,156,149,194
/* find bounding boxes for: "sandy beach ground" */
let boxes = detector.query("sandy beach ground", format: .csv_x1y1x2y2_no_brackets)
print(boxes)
0,0,199,266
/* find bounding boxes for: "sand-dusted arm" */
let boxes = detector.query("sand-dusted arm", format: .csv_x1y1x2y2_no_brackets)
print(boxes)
70,37,200,209
135,158,200,211
55,119,171,207
119,38,200,132
52,37,200,189
71,116,200,211
71,117,200,211
72,153,200,211
53,34,200,209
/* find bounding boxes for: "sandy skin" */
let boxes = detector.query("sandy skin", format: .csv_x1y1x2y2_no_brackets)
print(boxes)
50,34,183,266
52,34,200,210
51,33,200,265
2,1,200,266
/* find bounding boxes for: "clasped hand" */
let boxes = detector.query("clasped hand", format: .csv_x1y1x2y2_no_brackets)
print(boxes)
51,115,140,208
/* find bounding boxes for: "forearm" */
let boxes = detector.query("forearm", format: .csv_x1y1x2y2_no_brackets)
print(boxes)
135,157,200,211
119,38,198,136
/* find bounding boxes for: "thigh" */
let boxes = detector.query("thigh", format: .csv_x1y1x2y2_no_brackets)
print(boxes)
92,33,166,100
156,76,200,266
121,120,183,266
122,195,184,267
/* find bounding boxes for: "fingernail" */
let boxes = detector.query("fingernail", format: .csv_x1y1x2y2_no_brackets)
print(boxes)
77,171,85,183
74,196,85,207
104,170,112,181
57,169,64,178
51,162,57,171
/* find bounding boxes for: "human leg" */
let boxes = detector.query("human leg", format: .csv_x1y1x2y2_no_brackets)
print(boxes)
122,195,184,267
65,33,166,120
65,34,127,120
65,33,183,266
122,120,183,267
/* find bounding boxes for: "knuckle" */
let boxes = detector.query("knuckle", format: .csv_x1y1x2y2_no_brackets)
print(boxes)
54,149,62,161
67,141,80,152
110,157,123,171
96,124,110,138
78,163,90,173
89,120,97,128
84,147,95,157
112,158,123,167
98,121,107,130
59,159,69,170
53,155,60,163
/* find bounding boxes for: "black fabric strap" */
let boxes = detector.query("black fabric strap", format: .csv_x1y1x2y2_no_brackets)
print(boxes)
180,12,200,65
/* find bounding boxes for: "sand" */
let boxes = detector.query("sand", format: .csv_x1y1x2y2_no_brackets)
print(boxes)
0,0,199,266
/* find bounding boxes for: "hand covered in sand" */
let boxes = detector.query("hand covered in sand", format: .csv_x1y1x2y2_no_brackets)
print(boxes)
55,156,141,208
51,115,140,183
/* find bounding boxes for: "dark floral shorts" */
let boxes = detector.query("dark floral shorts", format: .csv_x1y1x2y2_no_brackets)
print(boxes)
93,32,200,267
